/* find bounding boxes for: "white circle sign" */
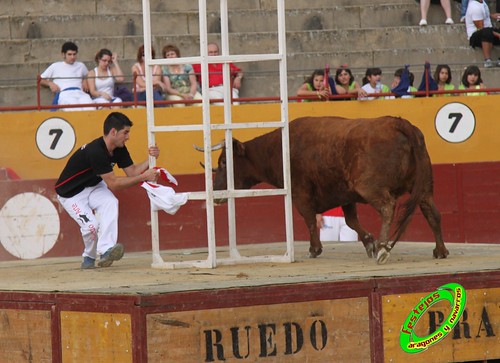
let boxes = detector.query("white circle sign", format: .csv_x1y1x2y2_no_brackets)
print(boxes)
435,102,475,143
0,193,60,259
36,117,76,159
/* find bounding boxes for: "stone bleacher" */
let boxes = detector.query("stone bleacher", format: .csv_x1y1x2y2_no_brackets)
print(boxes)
1,0,498,108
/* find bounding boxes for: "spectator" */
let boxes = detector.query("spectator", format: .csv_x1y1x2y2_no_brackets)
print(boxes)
458,65,487,95
433,64,455,96
359,67,391,100
161,44,202,107
391,68,417,98
40,41,93,111
131,45,166,105
192,43,244,105
54,112,161,269
296,69,331,101
419,0,454,26
465,0,500,68
334,66,363,98
316,208,358,242
461,0,469,22
88,49,124,109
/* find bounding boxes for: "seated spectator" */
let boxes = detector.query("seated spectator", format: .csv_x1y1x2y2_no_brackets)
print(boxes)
391,68,417,98
419,0,454,26
334,65,362,98
458,65,487,96
296,69,331,101
433,64,455,96
316,207,358,242
192,43,243,105
161,44,202,108
88,49,124,108
131,45,165,105
465,0,500,68
359,67,391,100
40,41,93,111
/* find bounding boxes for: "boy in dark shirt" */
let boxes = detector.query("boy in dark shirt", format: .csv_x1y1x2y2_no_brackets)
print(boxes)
55,112,160,269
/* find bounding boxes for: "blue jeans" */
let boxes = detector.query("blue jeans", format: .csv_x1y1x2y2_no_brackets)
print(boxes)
461,0,469,17
137,90,166,107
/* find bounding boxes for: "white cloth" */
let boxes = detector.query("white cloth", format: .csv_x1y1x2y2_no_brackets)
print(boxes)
466,0,492,39
141,167,189,215
319,216,358,242
41,61,88,91
57,180,118,258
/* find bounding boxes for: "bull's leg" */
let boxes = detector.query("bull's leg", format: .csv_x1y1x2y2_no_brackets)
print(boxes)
342,204,375,258
419,195,449,259
307,213,323,258
368,195,397,265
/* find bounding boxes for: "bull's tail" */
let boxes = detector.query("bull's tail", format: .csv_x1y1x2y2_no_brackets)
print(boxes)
390,118,429,245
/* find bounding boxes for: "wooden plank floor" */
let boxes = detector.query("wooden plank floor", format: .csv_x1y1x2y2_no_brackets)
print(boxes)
0,242,499,295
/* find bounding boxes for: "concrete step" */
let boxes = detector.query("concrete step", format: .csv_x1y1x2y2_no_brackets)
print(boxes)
3,3,465,41
1,0,418,17
0,25,469,65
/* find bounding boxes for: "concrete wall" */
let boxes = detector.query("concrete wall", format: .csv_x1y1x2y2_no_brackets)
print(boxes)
1,0,499,108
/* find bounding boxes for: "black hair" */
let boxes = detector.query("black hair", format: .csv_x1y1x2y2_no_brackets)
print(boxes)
394,68,415,86
103,112,133,135
434,64,452,84
362,67,382,85
305,69,325,89
335,67,354,87
61,41,78,54
461,65,482,87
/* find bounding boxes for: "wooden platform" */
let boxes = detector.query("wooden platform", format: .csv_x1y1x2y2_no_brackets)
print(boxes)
1,241,500,362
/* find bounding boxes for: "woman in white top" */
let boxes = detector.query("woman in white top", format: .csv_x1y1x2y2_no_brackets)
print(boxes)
88,49,124,108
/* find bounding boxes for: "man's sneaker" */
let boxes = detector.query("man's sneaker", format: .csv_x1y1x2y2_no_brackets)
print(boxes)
484,59,494,68
98,243,124,267
81,256,96,269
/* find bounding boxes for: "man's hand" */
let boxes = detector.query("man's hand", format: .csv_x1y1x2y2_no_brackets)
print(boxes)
142,168,159,183
149,145,160,158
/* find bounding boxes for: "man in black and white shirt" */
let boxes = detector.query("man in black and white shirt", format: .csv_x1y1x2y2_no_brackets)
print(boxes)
55,112,160,269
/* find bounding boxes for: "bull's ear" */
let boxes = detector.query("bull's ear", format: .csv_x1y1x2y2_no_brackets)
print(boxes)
233,139,245,156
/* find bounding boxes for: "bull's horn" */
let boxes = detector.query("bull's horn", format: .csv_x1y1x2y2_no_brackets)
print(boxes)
199,161,217,172
192,141,225,152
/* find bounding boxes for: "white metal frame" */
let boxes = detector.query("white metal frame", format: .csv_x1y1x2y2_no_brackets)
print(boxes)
141,0,294,269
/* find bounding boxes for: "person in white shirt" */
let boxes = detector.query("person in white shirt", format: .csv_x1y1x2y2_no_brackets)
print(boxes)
40,42,94,111
88,48,125,108
465,0,500,68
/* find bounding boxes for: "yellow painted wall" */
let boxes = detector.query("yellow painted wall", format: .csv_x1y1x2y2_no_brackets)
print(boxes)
1,95,499,180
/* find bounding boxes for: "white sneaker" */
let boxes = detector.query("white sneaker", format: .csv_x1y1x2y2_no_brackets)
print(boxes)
445,18,454,25
484,59,493,68
419,19,428,26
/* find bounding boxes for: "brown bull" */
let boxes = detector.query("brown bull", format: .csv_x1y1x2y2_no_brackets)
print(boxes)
204,116,449,264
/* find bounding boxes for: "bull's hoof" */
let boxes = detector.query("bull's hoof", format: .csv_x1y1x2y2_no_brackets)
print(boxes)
365,243,375,258
376,248,391,265
308,248,323,258
433,248,449,259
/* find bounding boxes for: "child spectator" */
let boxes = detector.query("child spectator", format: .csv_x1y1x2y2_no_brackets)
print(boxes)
334,65,362,98
88,48,125,108
391,68,417,98
458,65,487,96
296,69,331,101
433,64,455,96
359,67,391,100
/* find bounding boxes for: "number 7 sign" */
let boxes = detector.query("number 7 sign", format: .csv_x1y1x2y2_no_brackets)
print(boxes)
36,117,76,159
435,103,475,143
